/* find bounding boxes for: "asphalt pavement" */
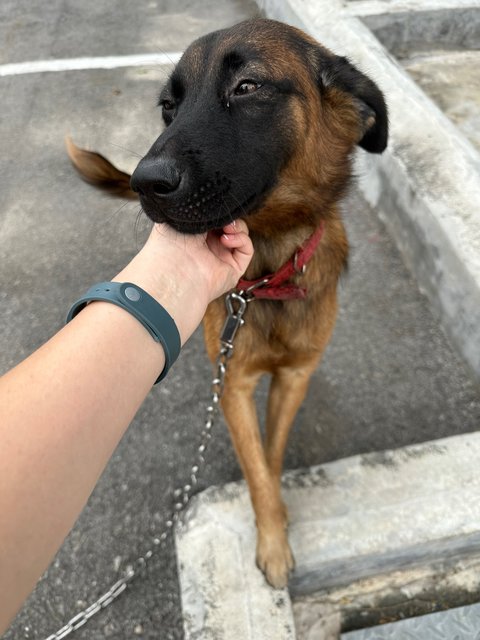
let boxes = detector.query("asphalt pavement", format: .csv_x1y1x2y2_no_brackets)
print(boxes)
1,2,480,639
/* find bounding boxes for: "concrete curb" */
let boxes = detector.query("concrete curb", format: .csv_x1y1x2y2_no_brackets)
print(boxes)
176,433,480,639
175,485,295,640
259,0,480,378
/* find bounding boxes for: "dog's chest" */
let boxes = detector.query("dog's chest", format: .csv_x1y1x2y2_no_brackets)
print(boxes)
234,289,330,364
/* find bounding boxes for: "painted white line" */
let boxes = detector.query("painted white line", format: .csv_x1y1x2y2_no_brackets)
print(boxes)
0,53,183,77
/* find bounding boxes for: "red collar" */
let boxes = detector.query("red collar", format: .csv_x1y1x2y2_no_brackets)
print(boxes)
237,223,325,300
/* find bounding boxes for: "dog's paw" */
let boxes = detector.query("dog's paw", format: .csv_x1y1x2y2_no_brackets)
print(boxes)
256,530,295,589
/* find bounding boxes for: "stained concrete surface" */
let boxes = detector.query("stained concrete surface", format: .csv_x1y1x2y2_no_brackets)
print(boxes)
1,1,480,639
402,51,480,152
0,0,258,63
358,5,480,58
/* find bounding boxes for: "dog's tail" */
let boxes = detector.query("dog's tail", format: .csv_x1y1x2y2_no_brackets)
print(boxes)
65,137,138,199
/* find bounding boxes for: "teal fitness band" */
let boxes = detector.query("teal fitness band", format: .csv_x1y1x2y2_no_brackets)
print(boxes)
66,282,181,383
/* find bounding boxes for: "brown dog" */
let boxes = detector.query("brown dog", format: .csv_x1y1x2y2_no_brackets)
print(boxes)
67,18,388,589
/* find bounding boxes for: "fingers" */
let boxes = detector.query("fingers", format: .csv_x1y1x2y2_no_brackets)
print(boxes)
222,220,238,235
147,217,253,300
218,221,254,278
220,219,253,258
201,219,253,297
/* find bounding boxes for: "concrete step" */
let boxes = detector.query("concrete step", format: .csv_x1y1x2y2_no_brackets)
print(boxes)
176,433,480,639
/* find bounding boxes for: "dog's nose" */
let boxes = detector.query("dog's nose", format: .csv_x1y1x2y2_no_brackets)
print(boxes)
130,157,182,197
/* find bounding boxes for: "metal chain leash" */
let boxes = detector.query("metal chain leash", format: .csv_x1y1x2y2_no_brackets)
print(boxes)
36,290,250,640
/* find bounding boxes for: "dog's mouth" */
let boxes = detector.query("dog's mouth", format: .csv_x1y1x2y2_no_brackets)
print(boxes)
140,193,259,234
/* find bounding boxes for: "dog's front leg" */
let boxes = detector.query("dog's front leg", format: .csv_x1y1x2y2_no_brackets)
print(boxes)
221,370,294,589
265,361,319,480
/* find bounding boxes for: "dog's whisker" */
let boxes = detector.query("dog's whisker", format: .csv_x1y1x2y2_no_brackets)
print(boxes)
91,200,133,229
106,142,143,159
133,206,154,248
153,45,182,68
227,191,249,220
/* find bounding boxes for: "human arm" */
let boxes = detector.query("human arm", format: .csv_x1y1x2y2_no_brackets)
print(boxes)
0,220,253,632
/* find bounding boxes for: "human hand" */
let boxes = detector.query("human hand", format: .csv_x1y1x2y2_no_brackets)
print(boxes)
141,219,253,302
114,219,253,344
182,219,254,301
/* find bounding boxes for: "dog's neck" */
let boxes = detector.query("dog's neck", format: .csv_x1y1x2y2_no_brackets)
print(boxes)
245,226,313,279
237,224,325,300
243,202,340,281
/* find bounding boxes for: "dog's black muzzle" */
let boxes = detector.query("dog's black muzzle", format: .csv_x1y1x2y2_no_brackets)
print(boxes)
130,149,245,235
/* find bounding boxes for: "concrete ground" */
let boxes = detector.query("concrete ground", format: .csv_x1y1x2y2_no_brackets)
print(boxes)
1,1,480,639
402,51,480,152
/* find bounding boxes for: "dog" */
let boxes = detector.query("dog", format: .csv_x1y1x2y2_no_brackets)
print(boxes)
67,18,388,589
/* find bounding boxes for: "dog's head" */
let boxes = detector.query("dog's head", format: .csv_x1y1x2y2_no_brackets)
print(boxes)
131,19,388,234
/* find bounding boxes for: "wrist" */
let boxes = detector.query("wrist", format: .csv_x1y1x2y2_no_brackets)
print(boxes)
67,282,180,383
113,246,209,345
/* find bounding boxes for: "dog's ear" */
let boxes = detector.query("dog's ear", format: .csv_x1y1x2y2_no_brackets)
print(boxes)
319,54,388,153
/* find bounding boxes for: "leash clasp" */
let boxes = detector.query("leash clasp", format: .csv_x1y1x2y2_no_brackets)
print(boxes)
220,291,248,350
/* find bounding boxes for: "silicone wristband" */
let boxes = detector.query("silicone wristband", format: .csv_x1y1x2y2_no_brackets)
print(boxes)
66,282,181,383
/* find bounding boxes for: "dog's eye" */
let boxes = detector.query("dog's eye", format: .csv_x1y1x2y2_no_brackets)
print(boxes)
161,100,175,111
161,100,176,124
234,81,261,96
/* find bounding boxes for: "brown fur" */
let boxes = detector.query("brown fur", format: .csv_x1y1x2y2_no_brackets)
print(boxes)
65,136,137,199
67,19,387,588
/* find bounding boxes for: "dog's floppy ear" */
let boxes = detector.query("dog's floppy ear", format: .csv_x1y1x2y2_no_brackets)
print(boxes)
320,54,388,153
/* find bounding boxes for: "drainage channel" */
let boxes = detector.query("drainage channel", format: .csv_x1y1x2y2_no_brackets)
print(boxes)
342,602,480,640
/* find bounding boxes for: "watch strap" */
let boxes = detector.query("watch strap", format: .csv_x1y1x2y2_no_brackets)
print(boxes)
66,281,181,383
